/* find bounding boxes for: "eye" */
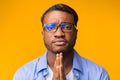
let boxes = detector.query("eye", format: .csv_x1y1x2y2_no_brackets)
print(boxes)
44,23,56,30
64,25,73,30
60,23,66,28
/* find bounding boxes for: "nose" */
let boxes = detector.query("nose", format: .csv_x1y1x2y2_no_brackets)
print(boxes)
54,27,65,38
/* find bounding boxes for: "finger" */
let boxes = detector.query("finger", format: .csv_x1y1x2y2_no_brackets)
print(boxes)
56,53,60,66
60,52,63,80
55,54,60,70
53,53,63,80
60,53,62,67
57,53,61,79
53,54,60,79
60,65,62,80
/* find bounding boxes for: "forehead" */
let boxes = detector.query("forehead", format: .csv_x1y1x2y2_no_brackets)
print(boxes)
43,10,74,24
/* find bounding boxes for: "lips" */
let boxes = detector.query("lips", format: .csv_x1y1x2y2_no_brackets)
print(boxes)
52,39,67,46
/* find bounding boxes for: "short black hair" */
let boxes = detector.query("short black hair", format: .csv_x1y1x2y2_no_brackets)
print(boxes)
41,3,78,26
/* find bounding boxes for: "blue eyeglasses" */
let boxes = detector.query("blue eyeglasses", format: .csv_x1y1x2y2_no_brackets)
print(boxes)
43,22,76,33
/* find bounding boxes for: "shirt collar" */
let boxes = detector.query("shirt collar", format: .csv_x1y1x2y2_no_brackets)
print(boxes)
36,51,48,73
73,51,83,73
36,51,83,73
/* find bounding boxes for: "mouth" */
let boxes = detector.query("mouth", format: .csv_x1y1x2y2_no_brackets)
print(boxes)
52,40,67,46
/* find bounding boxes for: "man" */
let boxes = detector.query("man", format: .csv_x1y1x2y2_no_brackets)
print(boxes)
13,3,110,80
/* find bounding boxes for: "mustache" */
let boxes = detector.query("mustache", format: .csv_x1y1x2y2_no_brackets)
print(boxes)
52,39,67,43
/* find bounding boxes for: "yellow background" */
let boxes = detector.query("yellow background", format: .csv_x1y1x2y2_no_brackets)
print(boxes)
0,0,120,80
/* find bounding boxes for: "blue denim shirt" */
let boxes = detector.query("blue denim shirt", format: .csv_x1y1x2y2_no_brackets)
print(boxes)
13,51,110,80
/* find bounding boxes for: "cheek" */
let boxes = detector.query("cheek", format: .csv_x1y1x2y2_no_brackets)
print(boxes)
66,33,77,42
43,33,53,43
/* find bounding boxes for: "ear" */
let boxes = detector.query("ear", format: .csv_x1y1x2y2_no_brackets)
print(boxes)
75,28,78,34
76,29,78,33
75,29,78,39
42,31,45,39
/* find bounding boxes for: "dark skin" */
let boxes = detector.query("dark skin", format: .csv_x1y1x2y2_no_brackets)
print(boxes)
42,11,77,80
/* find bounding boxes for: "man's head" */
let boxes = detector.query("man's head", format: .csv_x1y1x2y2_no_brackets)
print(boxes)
41,4,78,54
41,3,78,26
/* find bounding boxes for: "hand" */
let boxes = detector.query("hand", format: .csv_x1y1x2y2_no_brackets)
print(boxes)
52,53,66,80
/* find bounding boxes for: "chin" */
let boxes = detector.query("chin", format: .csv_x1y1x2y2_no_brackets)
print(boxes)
52,50,64,54
52,48,73,54
50,48,64,54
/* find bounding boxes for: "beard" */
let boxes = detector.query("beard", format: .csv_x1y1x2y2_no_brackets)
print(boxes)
44,40,76,54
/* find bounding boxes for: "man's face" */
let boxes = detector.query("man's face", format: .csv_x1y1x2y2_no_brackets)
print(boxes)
42,11,77,54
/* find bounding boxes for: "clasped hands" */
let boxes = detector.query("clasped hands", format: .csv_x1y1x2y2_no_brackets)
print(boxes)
52,52,66,80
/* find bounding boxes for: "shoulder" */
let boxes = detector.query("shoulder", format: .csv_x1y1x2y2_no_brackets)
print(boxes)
82,57,110,79
74,52,110,80
74,52,106,71
13,57,41,80
80,56,106,72
74,52,103,70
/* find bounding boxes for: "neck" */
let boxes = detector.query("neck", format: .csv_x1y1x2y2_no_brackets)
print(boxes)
47,50,74,74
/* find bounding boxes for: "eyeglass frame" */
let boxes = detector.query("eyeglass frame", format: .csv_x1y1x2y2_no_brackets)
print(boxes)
42,22,77,33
